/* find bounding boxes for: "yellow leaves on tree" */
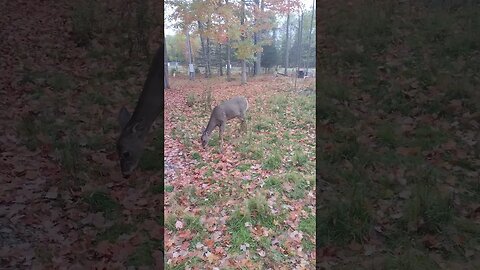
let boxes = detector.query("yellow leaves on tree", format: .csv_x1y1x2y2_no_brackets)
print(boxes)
233,40,257,60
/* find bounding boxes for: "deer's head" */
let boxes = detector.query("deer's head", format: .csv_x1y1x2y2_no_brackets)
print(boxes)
117,107,147,177
200,129,210,148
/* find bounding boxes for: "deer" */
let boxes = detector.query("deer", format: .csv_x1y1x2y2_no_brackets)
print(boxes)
116,46,162,178
200,96,249,153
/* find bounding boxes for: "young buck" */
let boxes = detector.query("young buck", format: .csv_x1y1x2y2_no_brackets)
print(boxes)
201,96,249,152
116,47,162,178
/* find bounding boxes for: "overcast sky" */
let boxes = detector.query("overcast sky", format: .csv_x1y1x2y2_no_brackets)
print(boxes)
164,0,315,36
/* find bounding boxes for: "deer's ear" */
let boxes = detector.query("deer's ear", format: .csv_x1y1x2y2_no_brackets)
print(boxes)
118,106,131,130
132,121,147,133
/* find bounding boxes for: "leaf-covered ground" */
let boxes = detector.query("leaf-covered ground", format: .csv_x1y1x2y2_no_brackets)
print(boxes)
1,0,315,268
316,1,480,269
1,1,165,268
164,76,316,269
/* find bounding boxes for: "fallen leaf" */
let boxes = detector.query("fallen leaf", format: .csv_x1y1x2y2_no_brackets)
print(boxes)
45,187,58,199
364,245,376,256
175,220,183,229
398,190,411,199
204,239,215,249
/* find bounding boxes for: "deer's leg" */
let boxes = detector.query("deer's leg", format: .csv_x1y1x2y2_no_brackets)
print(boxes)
239,119,245,134
219,123,225,153
239,116,247,134
236,118,244,134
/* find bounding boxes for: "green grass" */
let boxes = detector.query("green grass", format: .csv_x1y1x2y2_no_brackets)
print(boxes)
320,129,361,164
302,238,315,252
165,185,174,193
80,90,110,106
377,122,399,148
71,0,96,46
204,168,214,178
318,195,372,245
17,114,41,151
264,176,282,190
292,150,309,167
96,223,134,243
285,173,310,199
127,242,154,267
34,246,53,265
191,151,201,161
315,0,480,267
411,125,448,150
111,64,128,80
253,117,274,132
184,215,203,232
227,195,277,252
186,93,196,107
404,184,454,233
17,107,67,152
380,89,416,115
318,75,350,102
56,135,83,179
166,89,315,266
227,209,255,251
84,134,104,150
237,163,251,172
165,215,177,232
262,151,282,170
150,184,165,194
249,145,264,160
384,248,438,270
84,191,120,219
246,195,275,228
199,191,221,206
299,215,315,236
455,218,480,235
139,149,162,171
46,72,73,92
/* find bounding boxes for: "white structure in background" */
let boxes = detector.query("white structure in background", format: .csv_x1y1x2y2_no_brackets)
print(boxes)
167,62,179,69
189,63,195,80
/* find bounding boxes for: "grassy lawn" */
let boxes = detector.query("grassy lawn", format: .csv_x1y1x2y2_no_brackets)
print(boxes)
164,77,316,268
317,1,480,268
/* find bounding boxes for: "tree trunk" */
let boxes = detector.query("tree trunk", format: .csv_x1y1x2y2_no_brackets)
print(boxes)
241,0,247,84
253,0,261,76
284,11,290,75
306,0,314,76
218,44,223,76
242,60,247,84
297,12,303,69
272,27,277,69
225,0,231,81
164,38,170,89
206,37,211,78
198,20,207,77
206,18,212,78
186,30,194,80
295,13,302,90
253,24,257,76
226,40,231,80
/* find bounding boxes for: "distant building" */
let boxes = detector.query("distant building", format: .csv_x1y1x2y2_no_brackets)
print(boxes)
167,62,179,69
